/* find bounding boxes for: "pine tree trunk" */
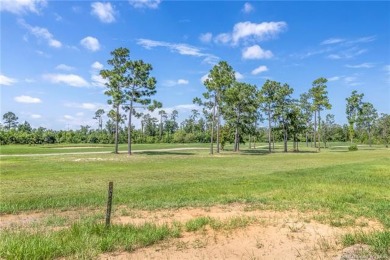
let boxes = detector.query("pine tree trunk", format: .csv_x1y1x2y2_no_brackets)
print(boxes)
114,105,119,154
284,124,288,153
314,111,317,148
306,129,308,147
210,100,216,155
234,127,239,152
127,102,133,155
268,109,272,152
318,110,321,152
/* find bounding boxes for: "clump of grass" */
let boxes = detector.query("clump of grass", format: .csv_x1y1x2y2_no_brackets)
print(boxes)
0,219,180,259
342,231,390,257
185,216,255,232
185,217,211,232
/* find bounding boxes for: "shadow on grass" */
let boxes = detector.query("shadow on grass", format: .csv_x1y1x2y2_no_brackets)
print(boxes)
136,151,196,156
239,149,272,155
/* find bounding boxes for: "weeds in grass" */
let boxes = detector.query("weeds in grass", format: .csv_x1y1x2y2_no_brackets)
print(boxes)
342,231,390,257
185,217,211,232
0,219,180,259
288,223,305,232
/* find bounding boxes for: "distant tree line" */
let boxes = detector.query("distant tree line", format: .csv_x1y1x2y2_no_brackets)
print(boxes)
1,48,389,150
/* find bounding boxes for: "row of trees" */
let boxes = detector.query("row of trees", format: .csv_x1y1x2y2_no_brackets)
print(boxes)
1,108,389,147
1,48,389,150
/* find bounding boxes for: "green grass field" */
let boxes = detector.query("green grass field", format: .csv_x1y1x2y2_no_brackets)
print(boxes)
0,143,389,258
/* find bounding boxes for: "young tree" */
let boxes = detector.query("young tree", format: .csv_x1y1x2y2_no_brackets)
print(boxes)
158,109,167,141
357,102,378,147
288,102,306,152
346,90,364,144
258,80,280,152
123,60,159,154
93,109,105,130
299,92,313,147
309,77,331,151
322,114,335,148
195,61,235,154
100,48,128,153
2,111,19,130
273,83,294,153
224,82,259,152
101,47,160,154
376,113,390,147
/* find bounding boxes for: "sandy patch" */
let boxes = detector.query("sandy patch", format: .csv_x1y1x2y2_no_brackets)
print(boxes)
0,204,384,259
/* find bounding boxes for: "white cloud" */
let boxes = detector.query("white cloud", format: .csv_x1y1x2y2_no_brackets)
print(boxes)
321,38,345,45
242,3,254,13
91,2,116,23
343,76,361,86
137,38,218,62
345,63,374,69
65,102,107,111
0,0,47,14
327,47,367,60
90,61,106,87
199,32,212,43
175,104,199,110
14,95,41,103
200,73,209,84
129,0,161,9
235,72,244,80
163,79,189,87
0,74,17,86
43,73,89,87
80,36,100,52
242,45,273,59
214,33,231,44
31,114,42,119
177,79,189,85
91,61,104,70
19,19,62,48
64,115,74,120
251,65,268,75
91,74,107,87
351,36,376,44
327,76,341,81
215,21,287,45
55,64,74,71
25,78,36,83
327,54,341,60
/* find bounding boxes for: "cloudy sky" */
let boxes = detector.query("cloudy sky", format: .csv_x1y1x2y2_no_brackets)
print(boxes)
1,0,389,130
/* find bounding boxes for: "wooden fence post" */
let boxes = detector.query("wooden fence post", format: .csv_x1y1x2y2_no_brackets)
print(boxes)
105,181,114,227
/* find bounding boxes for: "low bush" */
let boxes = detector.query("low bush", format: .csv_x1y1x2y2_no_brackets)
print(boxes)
348,144,358,151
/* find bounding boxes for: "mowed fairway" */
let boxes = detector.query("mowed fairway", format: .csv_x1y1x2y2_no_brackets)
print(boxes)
1,144,389,259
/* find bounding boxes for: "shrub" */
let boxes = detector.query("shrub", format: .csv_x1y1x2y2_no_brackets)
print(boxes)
348,144,358,151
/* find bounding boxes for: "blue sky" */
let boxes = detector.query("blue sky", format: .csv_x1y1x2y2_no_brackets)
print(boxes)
1,0,389,130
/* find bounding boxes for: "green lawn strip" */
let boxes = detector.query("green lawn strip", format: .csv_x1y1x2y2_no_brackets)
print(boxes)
1,151,389,229
0,143,210,155
0,220,180,260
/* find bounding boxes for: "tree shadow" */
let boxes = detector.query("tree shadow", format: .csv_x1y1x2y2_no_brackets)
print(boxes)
239,149,272,155
135,151,196,156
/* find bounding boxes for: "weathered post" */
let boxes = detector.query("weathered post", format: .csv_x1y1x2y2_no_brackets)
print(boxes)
105,181,114,227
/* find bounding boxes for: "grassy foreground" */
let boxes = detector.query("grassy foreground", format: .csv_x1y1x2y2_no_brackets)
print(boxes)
0,144,389,258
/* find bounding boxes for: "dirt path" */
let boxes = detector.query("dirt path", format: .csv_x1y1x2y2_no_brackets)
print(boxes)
0,147,208,157
1,204,383,259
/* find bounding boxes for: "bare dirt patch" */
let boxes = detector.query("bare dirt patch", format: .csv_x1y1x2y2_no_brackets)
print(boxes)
1,204,384,259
